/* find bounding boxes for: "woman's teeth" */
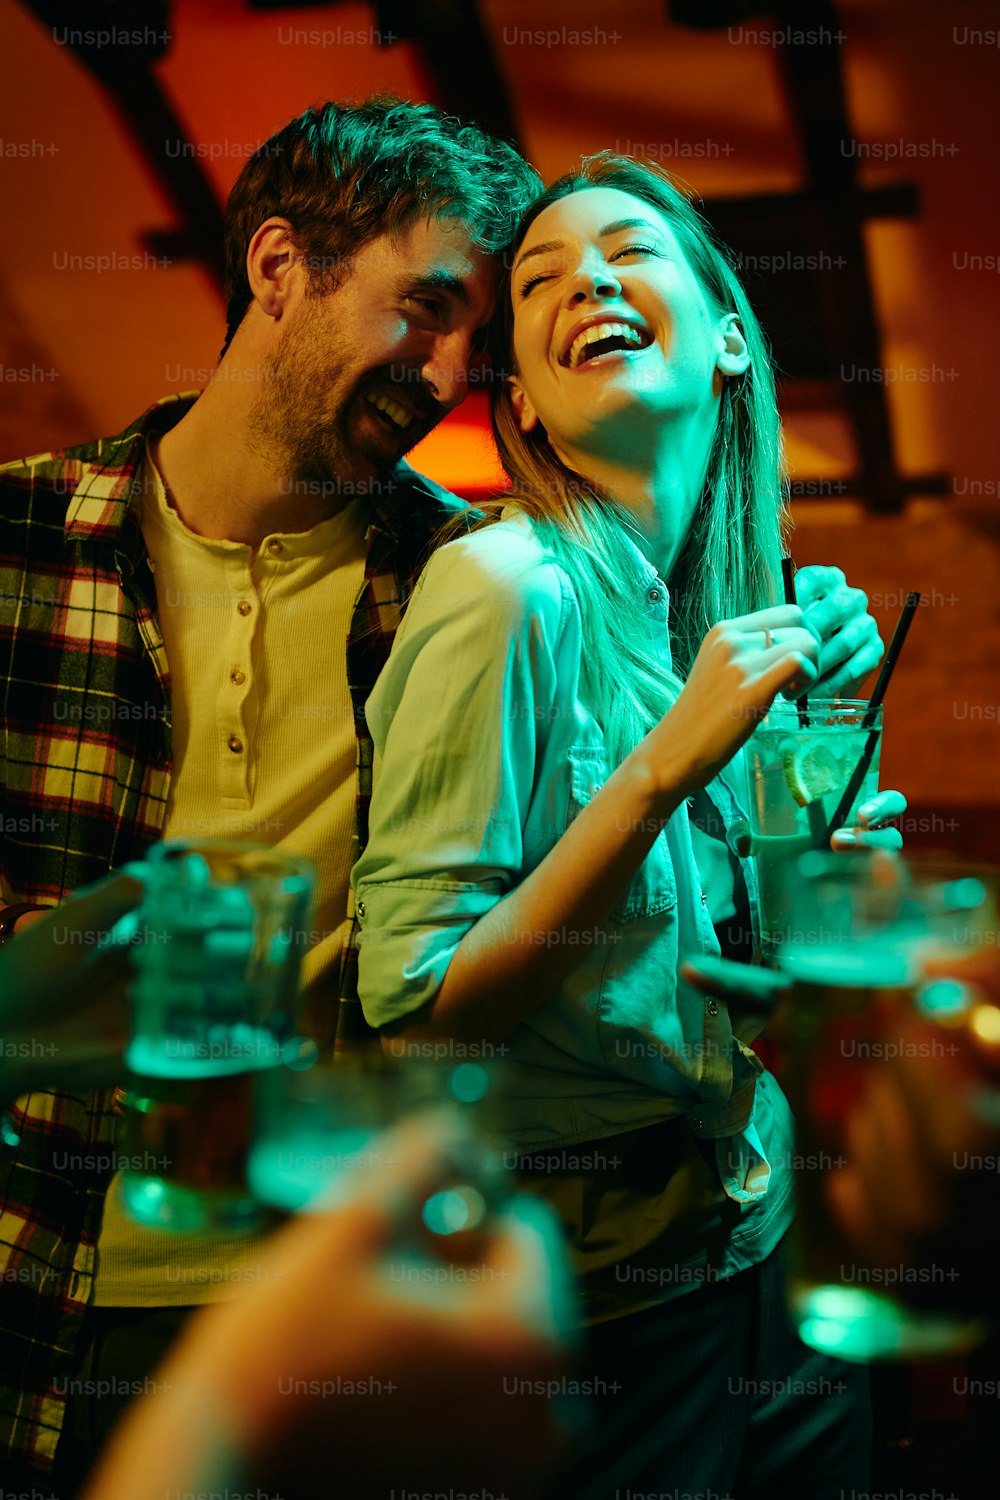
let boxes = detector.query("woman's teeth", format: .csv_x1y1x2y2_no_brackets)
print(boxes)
567,322,648,369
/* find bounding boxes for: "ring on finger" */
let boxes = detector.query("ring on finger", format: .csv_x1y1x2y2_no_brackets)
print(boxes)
762,628,775,650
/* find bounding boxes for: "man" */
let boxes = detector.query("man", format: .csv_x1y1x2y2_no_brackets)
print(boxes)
0,95,540,1491
0,95,889,1490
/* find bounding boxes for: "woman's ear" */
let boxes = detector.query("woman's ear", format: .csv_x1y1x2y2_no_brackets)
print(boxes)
506,374,539,434
716,313,750,377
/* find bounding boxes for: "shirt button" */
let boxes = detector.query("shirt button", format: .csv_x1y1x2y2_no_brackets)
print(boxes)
690,1116,703,1134
646,586,664,604
237,600,252,617
356,899,366,919
230,668,246,686
706,999,720,1018
266,539,282,555
227,735,244,754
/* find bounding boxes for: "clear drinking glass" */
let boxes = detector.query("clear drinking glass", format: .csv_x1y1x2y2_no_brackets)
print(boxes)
774,851,996,1361
741,699,883,957
248,1053,510,1253
119,839,316,1230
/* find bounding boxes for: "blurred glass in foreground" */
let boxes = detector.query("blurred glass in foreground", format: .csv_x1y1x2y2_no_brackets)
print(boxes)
249,1052,512,1263
119,840,316,1230
774,851,996,1361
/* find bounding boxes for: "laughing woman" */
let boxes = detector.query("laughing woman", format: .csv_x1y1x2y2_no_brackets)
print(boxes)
353,157,892,1498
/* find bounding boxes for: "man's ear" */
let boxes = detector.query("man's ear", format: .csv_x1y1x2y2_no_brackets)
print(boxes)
716,313,750,377
246,217,302,321
506,374,539,434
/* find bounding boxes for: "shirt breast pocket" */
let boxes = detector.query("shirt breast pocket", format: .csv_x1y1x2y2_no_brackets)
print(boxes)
567,746,677,923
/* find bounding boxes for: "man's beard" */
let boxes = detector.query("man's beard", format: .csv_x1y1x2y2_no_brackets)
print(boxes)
248,298,401,492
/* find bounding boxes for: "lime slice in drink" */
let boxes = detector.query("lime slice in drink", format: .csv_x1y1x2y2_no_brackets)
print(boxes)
780,738,852,808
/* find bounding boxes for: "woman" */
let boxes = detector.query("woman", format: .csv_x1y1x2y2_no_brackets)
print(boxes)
354,156,894,1497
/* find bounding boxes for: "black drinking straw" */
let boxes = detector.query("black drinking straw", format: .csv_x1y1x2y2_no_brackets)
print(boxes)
822,591,921,844
781,555,825,843
780,556,811,728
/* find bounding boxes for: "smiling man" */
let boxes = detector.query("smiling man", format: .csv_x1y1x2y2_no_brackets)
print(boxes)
0,96,539,1492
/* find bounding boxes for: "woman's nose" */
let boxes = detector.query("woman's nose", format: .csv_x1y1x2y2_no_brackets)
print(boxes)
565,258,622,305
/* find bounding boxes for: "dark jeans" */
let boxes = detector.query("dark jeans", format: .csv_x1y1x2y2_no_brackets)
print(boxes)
539,1236,872,1500
49,1304,197,1500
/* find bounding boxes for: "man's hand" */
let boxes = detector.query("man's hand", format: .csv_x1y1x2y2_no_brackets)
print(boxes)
793,564,884,698
86,1115,571,1500
0,871,143,1097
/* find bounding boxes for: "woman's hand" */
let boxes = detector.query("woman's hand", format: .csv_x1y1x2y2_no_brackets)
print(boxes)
648,604,819,801
829,789,907,851
793,564,884,698
726,789,908,858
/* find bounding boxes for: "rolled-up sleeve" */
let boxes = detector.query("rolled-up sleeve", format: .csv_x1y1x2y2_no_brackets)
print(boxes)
353,527,573,1030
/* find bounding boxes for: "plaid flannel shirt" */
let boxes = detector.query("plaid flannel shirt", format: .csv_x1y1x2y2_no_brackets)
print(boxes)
0,393,469,1477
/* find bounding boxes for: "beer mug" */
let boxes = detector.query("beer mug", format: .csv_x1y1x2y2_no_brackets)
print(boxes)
119,840,315,1230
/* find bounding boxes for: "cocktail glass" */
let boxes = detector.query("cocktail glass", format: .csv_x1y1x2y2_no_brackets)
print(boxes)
741,700,882,958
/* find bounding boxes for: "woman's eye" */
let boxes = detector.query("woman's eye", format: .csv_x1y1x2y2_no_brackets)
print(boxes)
516,244,658,297
609,243,659,261
517,272,552,298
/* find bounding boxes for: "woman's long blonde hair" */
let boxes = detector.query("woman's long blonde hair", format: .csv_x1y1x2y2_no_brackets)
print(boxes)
482,154,789,771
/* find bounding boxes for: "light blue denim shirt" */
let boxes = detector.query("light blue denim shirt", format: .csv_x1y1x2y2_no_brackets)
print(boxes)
353,512,795,1214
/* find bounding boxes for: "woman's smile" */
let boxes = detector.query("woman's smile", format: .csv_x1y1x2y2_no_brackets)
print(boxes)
561,315,655,369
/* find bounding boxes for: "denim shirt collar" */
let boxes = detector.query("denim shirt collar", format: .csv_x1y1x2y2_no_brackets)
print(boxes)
608,521,671,624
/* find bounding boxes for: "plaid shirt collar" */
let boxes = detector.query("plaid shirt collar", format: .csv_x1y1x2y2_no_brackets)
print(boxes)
63,394,190,570
61,391,452,566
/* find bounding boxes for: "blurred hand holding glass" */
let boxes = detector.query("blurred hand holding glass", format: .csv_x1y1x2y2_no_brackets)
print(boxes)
249,1052,512,1258
773,852,997,1361
117,839,515,1267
